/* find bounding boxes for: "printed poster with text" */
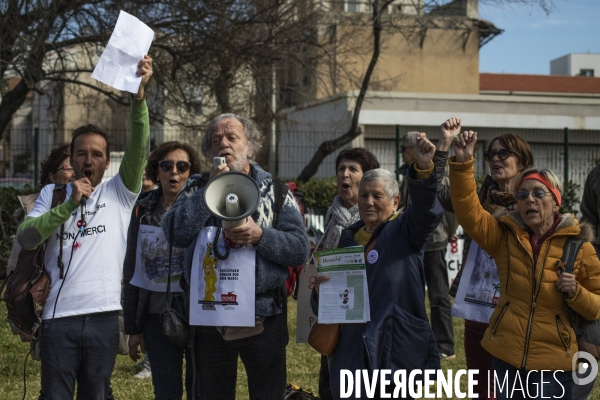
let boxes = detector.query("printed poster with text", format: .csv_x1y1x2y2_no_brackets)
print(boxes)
130,224,184,292
189,226,255,327
451,241,500,323
313,246,370,324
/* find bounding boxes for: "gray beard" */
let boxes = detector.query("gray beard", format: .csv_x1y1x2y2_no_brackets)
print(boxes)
226,148,249,172
228,158,246,172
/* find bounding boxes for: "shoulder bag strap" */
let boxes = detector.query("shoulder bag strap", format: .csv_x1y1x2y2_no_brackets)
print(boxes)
561,237,585,333
561,238,585,275
166,215,175,307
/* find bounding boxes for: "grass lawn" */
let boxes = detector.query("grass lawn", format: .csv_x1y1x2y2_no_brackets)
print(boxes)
1,295,600,399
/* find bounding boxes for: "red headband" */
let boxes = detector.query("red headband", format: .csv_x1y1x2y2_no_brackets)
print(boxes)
519,172,561,206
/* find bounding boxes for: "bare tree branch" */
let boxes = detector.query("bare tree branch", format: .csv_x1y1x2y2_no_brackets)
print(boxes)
297,0,394,182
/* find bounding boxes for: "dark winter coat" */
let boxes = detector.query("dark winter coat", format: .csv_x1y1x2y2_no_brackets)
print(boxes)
312,166,443,399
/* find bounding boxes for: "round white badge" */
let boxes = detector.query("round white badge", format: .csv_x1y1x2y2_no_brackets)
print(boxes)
367,250,378,264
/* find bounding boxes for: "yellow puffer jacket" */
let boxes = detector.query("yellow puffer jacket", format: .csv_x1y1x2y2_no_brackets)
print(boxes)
450,158,600,371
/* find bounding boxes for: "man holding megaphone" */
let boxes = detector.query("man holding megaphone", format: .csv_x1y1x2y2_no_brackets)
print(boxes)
163,113,309,399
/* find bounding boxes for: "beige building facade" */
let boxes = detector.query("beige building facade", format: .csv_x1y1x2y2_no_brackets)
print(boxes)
295,0,495,103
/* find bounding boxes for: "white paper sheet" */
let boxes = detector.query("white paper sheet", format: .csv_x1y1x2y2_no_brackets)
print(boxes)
313,246,370,324
451,241,500,323
91,11,155,93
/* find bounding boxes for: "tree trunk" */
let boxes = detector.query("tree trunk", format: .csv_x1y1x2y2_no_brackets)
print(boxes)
0,80,33,139
296,0,390,182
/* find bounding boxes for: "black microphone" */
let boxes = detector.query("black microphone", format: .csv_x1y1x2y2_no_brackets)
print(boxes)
80,196,87,226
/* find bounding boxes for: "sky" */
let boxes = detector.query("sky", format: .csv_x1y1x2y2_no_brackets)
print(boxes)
478,0,600,75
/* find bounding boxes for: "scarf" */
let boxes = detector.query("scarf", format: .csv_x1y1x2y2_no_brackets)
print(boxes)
322,195,360,250
481,177,517,214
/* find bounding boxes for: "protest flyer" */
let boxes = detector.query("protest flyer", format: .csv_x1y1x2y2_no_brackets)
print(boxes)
313,246,370,324
451,241,500,323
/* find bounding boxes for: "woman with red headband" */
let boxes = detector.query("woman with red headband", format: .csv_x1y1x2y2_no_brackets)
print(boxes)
442,119,534,400
449,130,600,399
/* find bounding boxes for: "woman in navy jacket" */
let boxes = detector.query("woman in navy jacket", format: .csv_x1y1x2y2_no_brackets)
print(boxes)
312,133,443,399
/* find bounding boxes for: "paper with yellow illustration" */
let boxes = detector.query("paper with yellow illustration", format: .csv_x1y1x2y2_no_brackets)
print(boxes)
189,226,256,327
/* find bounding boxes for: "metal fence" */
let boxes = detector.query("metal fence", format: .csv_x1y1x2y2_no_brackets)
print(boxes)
278,126,600,199
0,126,204,182
3,126,600,199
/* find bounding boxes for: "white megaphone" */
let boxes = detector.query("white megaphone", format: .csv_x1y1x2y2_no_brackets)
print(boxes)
204,172,260,228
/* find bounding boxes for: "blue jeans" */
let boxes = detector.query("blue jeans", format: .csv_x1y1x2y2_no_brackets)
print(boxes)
143,313,191,400
191,313,287,400
40,311,119,400
492,357,573,399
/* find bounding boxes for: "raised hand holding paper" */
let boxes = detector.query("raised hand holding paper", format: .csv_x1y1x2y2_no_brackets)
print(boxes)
91,11,154,93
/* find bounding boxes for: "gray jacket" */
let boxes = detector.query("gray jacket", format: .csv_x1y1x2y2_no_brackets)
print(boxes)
163,165,310,316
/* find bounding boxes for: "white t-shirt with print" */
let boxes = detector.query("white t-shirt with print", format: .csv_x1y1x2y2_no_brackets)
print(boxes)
28,174,138,320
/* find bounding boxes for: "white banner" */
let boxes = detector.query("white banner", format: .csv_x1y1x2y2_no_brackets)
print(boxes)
446,238,464,287
189,226,255,327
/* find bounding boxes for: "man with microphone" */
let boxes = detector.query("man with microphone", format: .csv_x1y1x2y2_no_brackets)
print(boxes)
163,114,310,399
16,56,153,398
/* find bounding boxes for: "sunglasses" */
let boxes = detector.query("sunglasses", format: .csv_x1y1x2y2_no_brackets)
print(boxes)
514,189,552,201
54,165,74,173
484,149,517,162
158,160,191,173
400,145,414,153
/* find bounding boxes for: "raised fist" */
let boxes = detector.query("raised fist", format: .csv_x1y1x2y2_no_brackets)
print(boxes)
453,131,477,162
441,117,461,142
415,133,435,170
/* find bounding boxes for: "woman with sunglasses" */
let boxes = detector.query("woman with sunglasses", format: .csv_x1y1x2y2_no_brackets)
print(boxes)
438,119,534,399
449,131,600,399
123,141,200,399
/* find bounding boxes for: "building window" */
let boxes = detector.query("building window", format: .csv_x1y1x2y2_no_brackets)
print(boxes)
345,0,361,12
580,69,594,77
184,85,203,115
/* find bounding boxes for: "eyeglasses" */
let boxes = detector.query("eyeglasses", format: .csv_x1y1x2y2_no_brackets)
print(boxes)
55,165,74,173
484,149,517,162
514,189,553,201
158,160,191,173
400,145,414,153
